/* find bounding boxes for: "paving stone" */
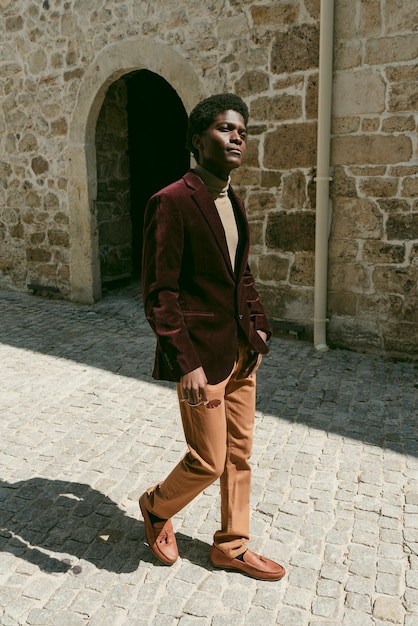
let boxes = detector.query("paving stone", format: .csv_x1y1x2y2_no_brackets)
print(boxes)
0,286,416,625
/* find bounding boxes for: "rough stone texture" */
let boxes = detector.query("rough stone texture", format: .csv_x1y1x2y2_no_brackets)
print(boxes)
0,0,418,355
266,212,316,253
96,80,132,284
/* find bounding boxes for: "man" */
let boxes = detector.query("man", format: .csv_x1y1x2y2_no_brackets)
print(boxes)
140,93,285,581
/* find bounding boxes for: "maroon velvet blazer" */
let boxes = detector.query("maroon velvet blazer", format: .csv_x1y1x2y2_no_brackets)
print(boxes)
142,171,271,385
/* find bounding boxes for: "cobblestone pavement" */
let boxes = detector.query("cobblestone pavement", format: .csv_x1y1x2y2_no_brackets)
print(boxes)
0,283,417,626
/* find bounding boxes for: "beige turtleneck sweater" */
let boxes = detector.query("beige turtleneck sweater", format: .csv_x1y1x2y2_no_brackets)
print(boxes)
194,164,239,271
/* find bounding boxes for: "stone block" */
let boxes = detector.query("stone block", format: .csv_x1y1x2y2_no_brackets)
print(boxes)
328,263,370,294
243,137,259,168
30,232,46,245
330,166,357,198
304,0,320,20
358,177,398,198
331,198,382,239
247,191,277,214
51,118,68,136
260,170,282,188
389,82,418,113
258,254,289,282
258,283,314,323
248,220,264,247
332,135,412,165
31,157,49,175
382,115,415,133
231,167,260,187
357,294,404,321
19,133,38,152
266,211,315,252
328,291,357,316
271,24,319,74
333,70,386,116
401,177,418,197
48,229,70,247
334,39,362,71
403,297,418,323
10,223,24,239
386,65,418,83
264,123,317,169
365,34,418,65
289,252,314,286
28,50,47,74
282,171,307,210
329,238,358,263
358,0,382,36
5,16,24,31
332,116,361,134
250,3,299,28
373,266,417,295
361,118,380,132
383,321,418,353
334,0,357,38
363,241,405,264
390,165,418,177
386,214,418,240
235,70,269,97
251,94,302,122
306,74,318,119
217,14,248,39
26,248,52,262
328,316,381,350
378,199,411,213
383,0,418,34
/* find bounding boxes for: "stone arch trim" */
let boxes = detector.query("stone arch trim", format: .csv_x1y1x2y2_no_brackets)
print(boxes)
68,39,204,303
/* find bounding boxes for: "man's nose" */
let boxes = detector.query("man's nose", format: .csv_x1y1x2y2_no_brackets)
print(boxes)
230,131,242,143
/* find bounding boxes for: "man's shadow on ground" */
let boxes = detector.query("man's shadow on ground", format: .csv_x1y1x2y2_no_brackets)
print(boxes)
0,477,210,575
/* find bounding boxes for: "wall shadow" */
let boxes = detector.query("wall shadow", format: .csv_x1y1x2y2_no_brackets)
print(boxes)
0,284,417,463
0,477,212,574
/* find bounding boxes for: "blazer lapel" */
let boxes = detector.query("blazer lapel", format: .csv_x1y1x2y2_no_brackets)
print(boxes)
229,186,250,280
184,172,236,278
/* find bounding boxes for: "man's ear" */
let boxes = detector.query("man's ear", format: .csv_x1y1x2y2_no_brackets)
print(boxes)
192,133,201,151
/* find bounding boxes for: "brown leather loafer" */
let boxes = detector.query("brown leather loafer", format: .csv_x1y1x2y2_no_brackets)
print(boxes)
139,493,178,565
210,544,286,581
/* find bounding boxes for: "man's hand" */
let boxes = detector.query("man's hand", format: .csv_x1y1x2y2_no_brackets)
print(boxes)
257,330,268,343
180,367,208,406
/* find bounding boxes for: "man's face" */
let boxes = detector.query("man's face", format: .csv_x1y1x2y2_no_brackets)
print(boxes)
192,110,247,180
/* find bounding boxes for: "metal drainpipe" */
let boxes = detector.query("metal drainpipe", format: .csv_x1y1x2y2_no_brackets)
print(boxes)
313,0,335,352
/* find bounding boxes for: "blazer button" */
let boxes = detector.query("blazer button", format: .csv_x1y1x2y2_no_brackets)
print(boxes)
238,314,243,320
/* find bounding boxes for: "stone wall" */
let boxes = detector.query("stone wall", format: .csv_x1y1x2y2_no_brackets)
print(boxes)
0,0,417,356
328,0,418,355
95,80,131,284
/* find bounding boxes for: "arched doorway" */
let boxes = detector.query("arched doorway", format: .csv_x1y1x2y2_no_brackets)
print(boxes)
68,39,203,303
95,70,189,288
127,70,190,279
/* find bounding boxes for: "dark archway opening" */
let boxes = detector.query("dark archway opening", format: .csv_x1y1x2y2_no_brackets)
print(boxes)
126,70,190,279
96,70,190,290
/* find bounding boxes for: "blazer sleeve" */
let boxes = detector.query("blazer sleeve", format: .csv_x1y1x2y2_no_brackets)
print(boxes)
142,193,202,378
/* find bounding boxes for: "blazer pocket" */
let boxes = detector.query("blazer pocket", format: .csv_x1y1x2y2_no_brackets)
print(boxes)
182,310,215,317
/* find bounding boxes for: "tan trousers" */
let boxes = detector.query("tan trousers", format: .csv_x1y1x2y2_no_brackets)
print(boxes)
145,342,256,558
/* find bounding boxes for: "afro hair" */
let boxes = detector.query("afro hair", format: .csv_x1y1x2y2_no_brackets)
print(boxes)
186,93,249,161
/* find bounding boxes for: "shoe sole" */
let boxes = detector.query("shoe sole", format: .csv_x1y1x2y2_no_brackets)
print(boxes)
211,561,285,581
